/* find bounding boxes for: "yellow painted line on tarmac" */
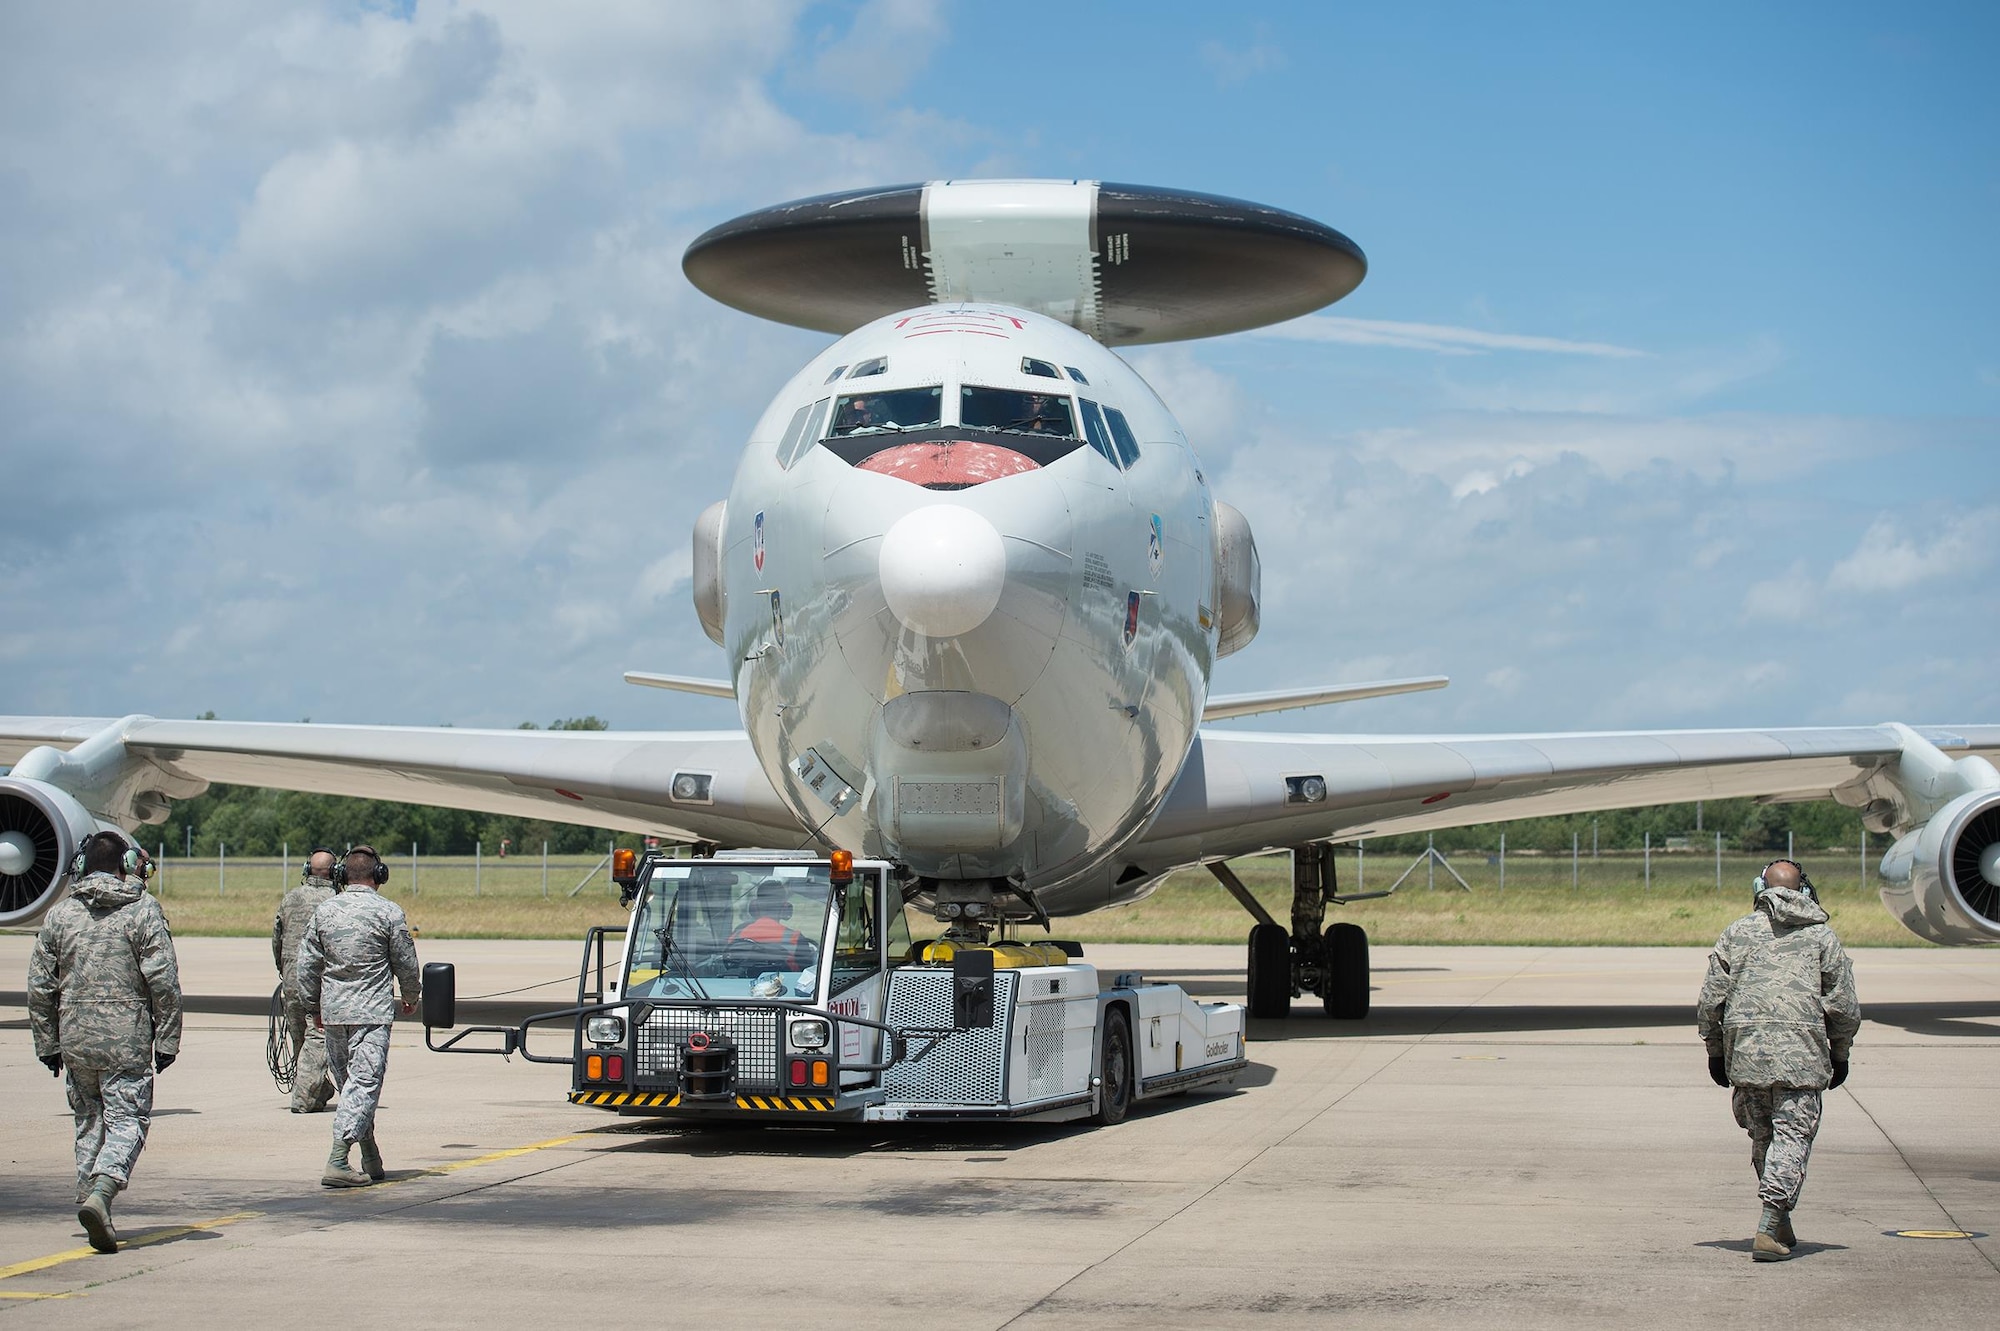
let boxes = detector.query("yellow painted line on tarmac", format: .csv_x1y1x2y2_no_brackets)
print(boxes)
422,1133,587,1178
0,1210,261,1284
0,1291,82,1299
1374,967,1697,988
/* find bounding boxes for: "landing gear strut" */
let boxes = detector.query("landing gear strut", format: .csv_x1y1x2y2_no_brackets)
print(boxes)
1208,846,1376,1021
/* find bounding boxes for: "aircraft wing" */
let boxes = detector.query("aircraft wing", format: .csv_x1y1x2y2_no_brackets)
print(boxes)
1136,723,2000,864
0,715,803,848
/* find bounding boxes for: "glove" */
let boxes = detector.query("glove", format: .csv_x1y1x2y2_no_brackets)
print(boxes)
1828,1058,1848,1089
154,1051,176,1074
41,1053,62,1077
1707,1055,1729,1087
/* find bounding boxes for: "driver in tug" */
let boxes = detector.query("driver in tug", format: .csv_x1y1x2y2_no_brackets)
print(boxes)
729,880,815,971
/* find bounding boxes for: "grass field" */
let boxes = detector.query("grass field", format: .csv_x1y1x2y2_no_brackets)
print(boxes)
138,845,1927,948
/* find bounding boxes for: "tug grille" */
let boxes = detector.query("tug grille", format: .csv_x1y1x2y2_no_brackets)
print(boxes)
883,970,1017,1104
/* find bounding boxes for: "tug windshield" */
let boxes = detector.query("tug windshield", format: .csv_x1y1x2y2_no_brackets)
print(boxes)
625,863,833,1000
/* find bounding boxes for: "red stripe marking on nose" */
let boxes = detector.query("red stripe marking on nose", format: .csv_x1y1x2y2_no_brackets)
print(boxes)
855,440,1039,489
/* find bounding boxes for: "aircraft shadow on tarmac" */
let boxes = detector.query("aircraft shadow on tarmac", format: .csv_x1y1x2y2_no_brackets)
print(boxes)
1245,1000,2000,1040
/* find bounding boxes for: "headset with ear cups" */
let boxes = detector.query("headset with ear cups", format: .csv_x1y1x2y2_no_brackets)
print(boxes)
332,844,389,887
1753,857,1817,903
70,830,148,881
304,846,337,883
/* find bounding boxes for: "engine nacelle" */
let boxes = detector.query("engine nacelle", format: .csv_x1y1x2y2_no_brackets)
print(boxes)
0,778,101,929
1879,788,2000,945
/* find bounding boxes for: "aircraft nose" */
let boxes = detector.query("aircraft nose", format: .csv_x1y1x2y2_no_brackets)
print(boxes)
878,503,1007,637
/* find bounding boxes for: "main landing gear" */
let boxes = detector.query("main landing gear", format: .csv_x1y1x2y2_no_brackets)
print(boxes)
1208,845,1380,1020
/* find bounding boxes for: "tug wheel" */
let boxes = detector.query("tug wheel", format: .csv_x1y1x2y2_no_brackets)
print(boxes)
1093,1008,1134,1125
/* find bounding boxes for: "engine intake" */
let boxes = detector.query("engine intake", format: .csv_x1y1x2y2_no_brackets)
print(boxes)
1879,788,2000,946
0,778,100,928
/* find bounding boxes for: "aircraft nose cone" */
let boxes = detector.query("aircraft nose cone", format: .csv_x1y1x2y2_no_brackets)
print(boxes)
878,503,1006,638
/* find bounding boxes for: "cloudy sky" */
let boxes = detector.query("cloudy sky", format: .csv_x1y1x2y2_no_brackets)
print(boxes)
2,1,1994,738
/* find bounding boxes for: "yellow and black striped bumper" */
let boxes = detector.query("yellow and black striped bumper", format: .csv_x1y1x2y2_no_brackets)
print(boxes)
568,1089,838,1113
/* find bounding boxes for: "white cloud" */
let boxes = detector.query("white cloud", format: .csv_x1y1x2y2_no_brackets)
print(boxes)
1741,562,1817,622
1260,315,1647,359
1826,510,2000,594
807,0,949,102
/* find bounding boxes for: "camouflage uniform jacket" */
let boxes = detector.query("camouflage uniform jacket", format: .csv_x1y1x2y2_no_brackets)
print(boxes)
296,884,420,1023
273,877,337,999
26,872,183,1071
1697,887,1860,1089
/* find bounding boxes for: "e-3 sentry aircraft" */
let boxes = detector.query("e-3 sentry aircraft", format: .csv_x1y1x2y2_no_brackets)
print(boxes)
5,181,1999,1017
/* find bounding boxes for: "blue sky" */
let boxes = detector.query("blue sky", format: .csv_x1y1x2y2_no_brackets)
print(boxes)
1,1,1994,737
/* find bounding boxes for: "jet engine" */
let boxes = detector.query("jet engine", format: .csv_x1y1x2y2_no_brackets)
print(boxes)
1879,788,2000,945
0,778,100,929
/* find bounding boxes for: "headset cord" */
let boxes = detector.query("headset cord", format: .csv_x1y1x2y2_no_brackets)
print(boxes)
265,985,298,1093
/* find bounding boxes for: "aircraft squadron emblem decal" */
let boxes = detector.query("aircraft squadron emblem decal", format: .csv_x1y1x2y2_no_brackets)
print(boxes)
753,510,766,572
1148,513,1164,579
1124,590,1141,647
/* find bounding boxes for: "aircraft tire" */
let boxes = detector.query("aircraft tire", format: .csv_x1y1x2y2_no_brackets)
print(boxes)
1246,923,1291,1019
1321,922,1370,1019
1093,1008,1134,1125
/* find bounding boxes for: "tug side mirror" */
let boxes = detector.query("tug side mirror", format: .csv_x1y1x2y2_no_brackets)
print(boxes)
422,961,456,1029
952,949,994,1029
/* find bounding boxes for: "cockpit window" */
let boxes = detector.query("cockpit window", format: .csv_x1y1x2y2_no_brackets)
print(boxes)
1064,366,1089,384
776,402,812,463
960,386,1076,437
849,357,888,378
1102,405,1142,468
823,365,848,384
780,398,832,467
1021,357,1061,379
1077,399,1119,467
829,387,943,437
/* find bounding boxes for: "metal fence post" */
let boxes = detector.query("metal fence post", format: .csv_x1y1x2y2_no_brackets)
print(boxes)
1644,832,1651,890
1860,827,1867,893
1592,820,1598,858
1572,831,1579,889
542,841,549,899
282,842,288,888
411,842,419,897
1426,834,1435,891
158,843,166,897
475,840,481,898
1716,831,1723,891
1788,830,1794,861
1498,831,1505,895
219,842,226,896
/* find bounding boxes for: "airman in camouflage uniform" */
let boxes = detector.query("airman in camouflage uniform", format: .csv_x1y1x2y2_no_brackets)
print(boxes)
273,848,339,1111
1697,858,1860,1262
26,831,183,1254
296,845,420,1187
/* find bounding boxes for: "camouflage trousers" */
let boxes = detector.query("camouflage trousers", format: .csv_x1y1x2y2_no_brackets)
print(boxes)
283,995,335,1111
325,1023,391,1145
67,1065,153,1191
1732,1085,1823,1211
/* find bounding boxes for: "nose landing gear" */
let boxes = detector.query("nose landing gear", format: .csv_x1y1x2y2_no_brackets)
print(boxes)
1209,845,1384,1020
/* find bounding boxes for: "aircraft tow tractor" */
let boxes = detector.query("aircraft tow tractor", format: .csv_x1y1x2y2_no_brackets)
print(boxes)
421,849,1247,1126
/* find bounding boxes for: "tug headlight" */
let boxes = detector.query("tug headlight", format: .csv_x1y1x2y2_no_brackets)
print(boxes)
789,1018,830,1050
586,1015,626,1045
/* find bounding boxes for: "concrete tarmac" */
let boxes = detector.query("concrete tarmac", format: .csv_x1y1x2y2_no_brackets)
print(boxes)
3,937,1997,1325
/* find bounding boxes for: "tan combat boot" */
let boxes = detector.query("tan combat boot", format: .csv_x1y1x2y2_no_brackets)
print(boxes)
358,1135,386,1182
77,1173,119,1253
1752,1203,1793,1261
321,1137,372,1188
1774,1209,1796,1248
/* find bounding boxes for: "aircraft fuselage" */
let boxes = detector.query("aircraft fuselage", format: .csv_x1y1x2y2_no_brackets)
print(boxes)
720,304,1216,909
